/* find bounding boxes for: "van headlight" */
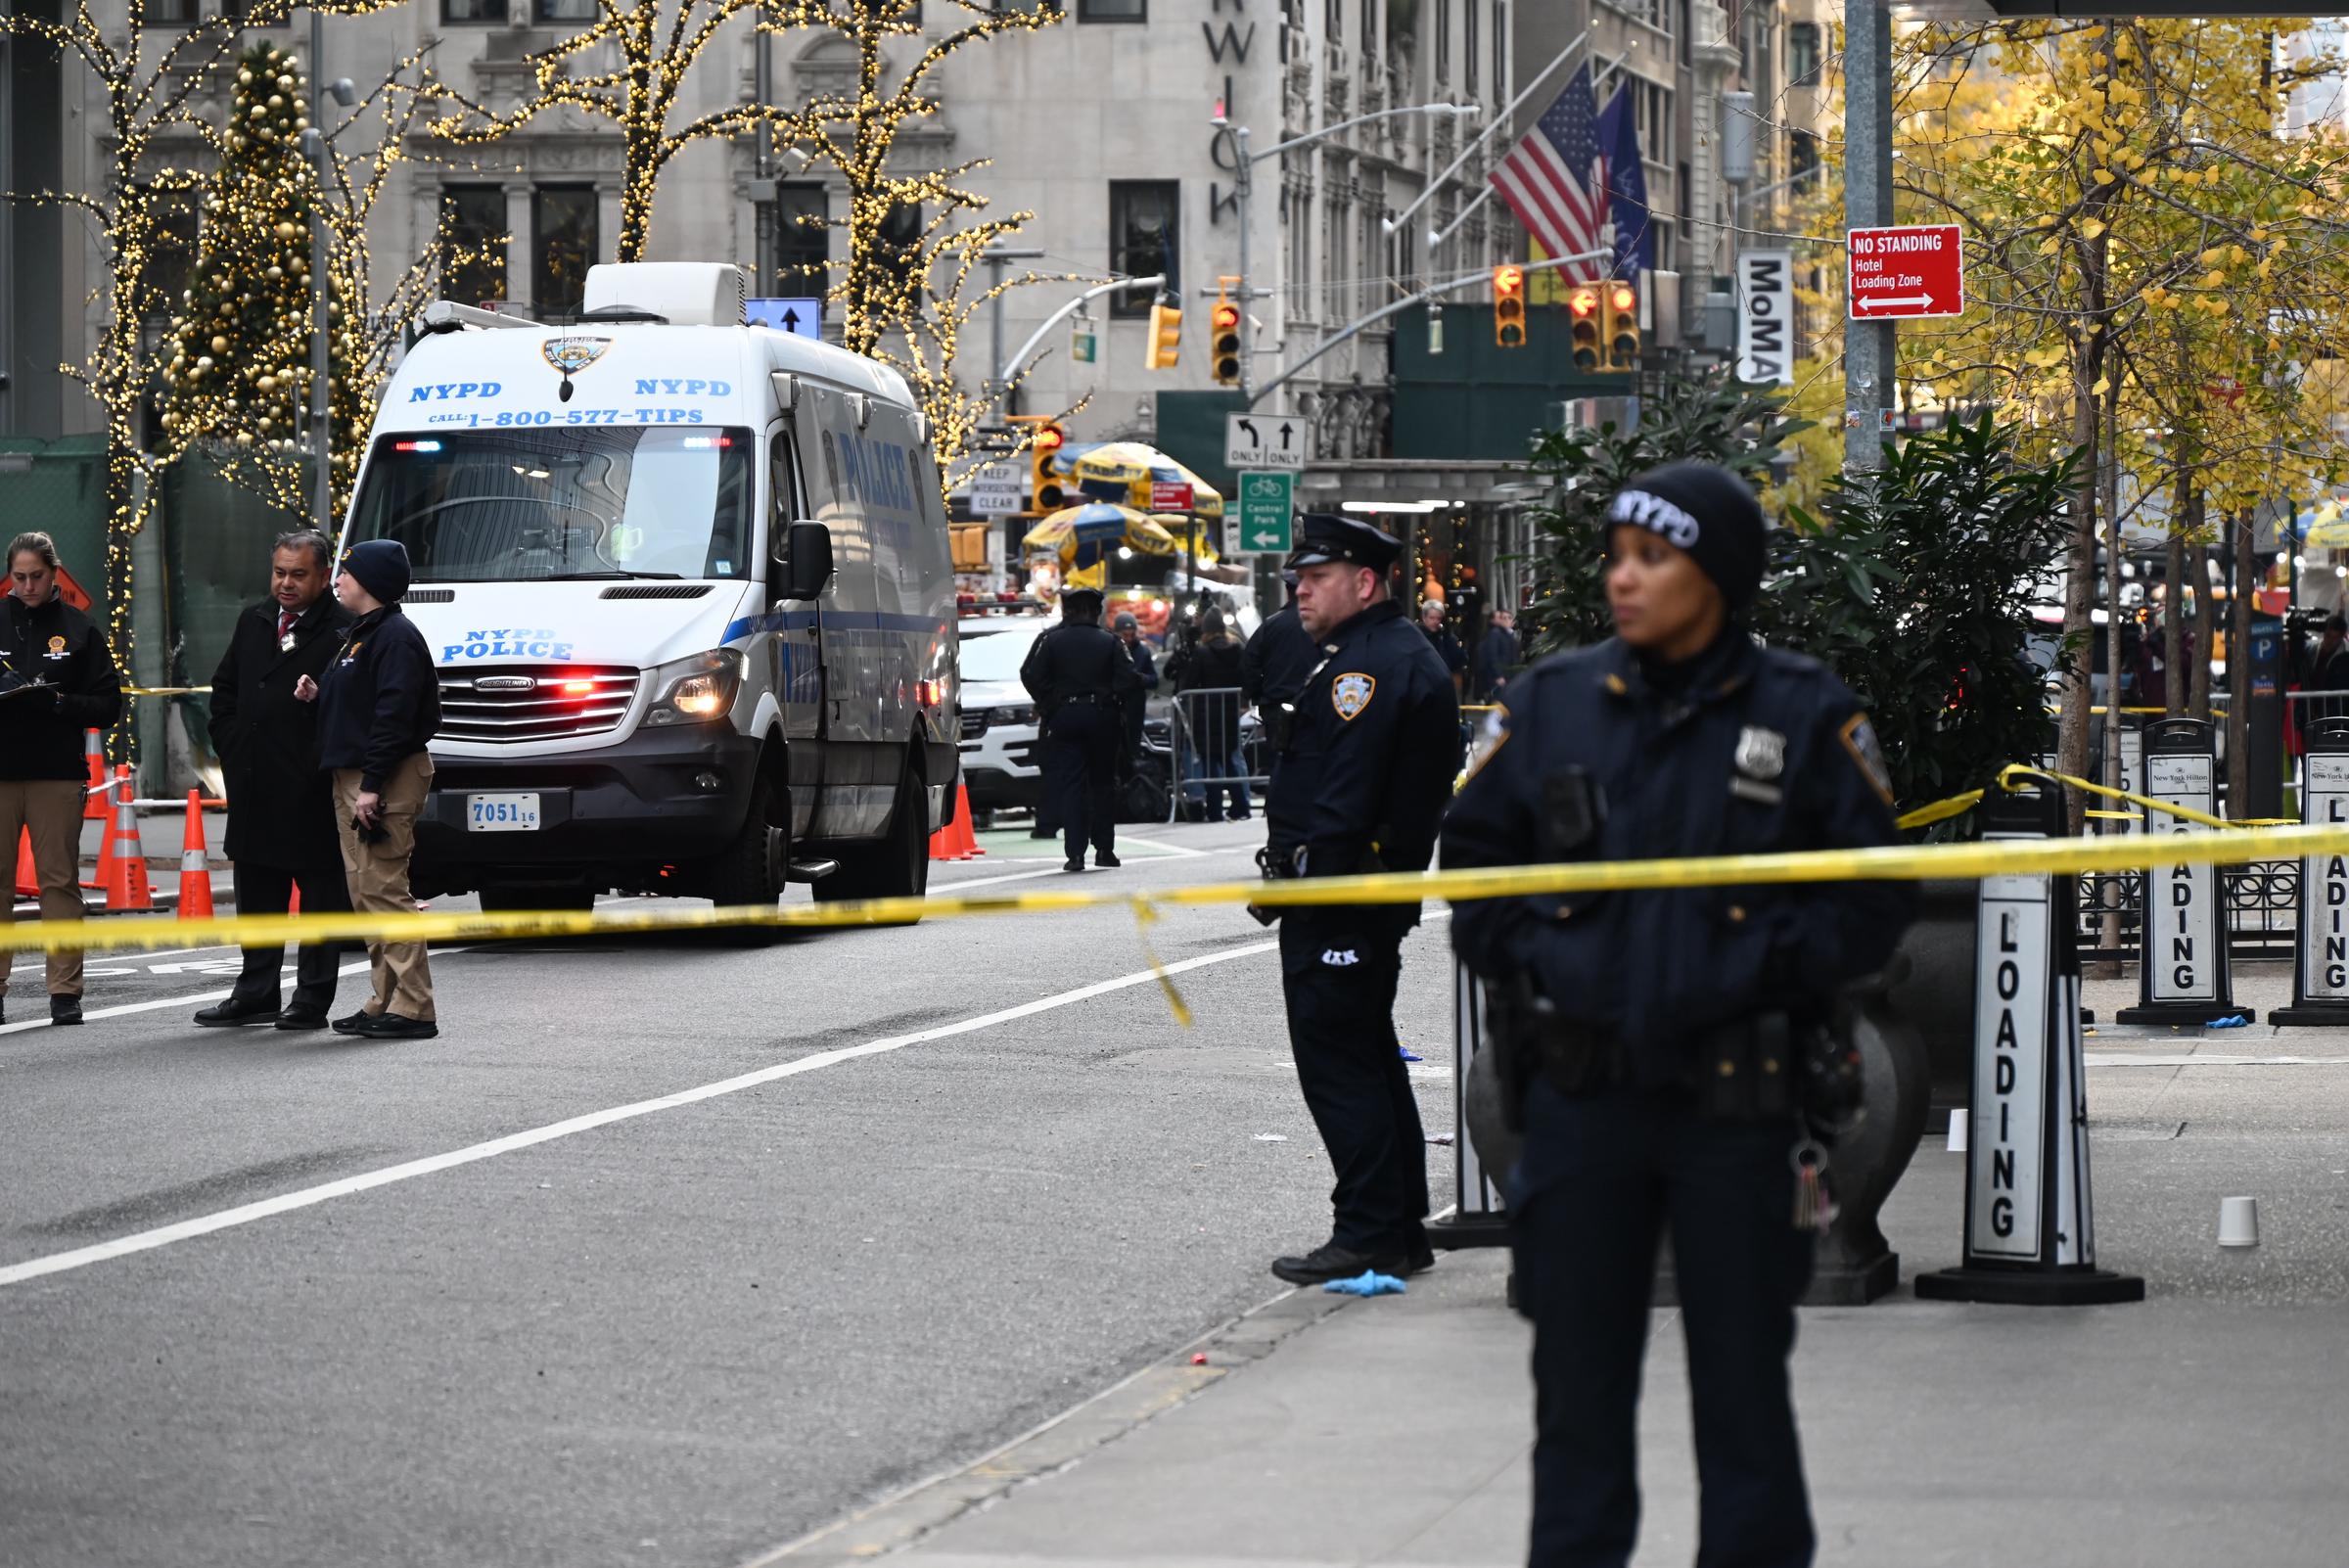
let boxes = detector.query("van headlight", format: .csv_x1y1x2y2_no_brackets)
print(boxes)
644,649,745,725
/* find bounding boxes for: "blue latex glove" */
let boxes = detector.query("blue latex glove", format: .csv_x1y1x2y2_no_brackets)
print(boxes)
1399,1047,1424,1062
2208,1013,2250,1030
1323,1270,1406,1296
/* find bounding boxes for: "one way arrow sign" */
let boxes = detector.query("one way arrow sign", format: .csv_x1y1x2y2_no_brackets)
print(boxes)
1226,412,1308,472
749,297,824,339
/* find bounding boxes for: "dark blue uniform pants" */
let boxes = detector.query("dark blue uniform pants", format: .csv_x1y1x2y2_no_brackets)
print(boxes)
1278,914,1429,1256
1042,701,1118,860
229,861,351,1013
1513,1079,1816,1568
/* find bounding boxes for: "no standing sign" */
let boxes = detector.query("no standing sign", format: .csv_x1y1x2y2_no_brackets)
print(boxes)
1847,224,1965,320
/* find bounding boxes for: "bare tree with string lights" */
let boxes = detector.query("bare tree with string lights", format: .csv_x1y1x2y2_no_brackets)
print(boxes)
427,0,818,262
0,0,394,717
777,0,1073,476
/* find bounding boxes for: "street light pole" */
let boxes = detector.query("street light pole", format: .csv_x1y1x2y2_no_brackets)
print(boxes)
1843,0,1895,475
308,9,331,536
1213,102,1481,404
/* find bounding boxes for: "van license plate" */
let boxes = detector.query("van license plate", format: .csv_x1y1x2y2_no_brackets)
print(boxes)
467,793,541,832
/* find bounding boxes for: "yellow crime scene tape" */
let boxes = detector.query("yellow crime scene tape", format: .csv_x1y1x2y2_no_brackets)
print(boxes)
11,814,2349,958
1895,762,2295,834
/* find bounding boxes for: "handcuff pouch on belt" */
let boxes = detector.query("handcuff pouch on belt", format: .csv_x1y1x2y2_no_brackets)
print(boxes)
1692,1010,1864,1139
1485,972,1623,1130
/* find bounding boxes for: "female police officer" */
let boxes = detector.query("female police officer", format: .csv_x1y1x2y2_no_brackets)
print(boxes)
1441,463,1914,1568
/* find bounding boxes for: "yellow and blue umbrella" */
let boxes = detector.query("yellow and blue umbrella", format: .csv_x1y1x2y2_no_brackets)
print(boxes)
1021,503,1179,573
1059,441,1226,521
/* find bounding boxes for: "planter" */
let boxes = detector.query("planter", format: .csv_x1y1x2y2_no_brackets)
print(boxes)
1884,877,1981,1115
1461,954,1935,1308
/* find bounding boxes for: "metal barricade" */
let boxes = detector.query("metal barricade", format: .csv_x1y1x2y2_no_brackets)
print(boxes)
1167,687,1268,824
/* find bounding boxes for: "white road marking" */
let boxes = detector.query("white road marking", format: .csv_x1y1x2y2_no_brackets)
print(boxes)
0,938,1281,1288
2086,1052,2349,1067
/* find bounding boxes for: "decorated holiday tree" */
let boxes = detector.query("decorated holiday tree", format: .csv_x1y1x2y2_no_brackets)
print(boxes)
160,40,321,508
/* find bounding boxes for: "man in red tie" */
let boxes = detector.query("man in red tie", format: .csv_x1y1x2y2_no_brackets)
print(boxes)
196,530,356,1030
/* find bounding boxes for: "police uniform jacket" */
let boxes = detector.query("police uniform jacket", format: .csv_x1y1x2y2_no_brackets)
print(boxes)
1019,621,1141,717
1267,599,1461,918
208,594,355,868
1442,629,1913,1088
1241,602,1313,714
0,587,121,781
316,605,442,791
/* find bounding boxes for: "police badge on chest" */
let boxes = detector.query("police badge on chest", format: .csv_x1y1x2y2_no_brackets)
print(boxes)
1729,725,1786,806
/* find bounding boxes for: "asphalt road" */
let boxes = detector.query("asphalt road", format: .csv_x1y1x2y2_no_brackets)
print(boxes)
0,820,1460,1568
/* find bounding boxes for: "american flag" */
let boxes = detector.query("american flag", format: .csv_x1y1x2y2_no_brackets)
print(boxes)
1490,66,1606,265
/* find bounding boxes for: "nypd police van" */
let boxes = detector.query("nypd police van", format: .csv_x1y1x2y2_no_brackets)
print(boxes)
340,262,957,915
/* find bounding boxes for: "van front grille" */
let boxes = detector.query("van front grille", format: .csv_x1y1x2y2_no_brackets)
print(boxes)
437,666,638,744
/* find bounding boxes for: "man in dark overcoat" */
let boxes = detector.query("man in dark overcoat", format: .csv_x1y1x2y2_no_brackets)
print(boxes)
194,530,356,1030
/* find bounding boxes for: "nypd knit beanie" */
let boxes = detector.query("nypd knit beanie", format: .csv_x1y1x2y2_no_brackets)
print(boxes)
1606,462,1769,610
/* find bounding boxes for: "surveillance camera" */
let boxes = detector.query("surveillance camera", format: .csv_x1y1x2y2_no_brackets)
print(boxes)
329,77,359,108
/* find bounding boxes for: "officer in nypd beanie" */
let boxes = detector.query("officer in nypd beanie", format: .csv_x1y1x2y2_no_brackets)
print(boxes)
1441,461,1916,1566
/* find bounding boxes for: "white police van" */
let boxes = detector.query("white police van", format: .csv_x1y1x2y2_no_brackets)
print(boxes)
341,262,958,915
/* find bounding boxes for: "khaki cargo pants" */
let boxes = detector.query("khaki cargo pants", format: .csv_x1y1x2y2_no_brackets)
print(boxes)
333,753,435,1022
0,778,87,998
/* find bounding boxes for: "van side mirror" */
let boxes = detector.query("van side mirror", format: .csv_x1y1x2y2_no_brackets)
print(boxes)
781,520,834,601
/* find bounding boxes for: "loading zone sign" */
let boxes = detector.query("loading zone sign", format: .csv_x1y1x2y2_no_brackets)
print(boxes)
1970,871,2050,1260
2144,753,2220,1002
1847,225,1964,320
2303,756,2349,997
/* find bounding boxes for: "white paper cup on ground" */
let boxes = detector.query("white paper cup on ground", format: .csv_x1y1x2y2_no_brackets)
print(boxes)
1946,1113,1968,1154
2218,1195,2260,1249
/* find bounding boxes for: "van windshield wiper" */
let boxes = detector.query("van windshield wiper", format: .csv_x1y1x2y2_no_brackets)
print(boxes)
539,571,685,580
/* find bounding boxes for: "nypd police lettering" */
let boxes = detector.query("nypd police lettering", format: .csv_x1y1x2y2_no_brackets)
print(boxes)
409,382,504,402
440,627,576,663
630,379,733,397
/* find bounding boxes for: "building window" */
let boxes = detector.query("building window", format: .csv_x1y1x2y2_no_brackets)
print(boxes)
1790,130,1819,187
141,0,198,23
760,183,830,299
440,186,508,309
1435,0,1451,80
536,0,596,20
1078,0,1144,19
1108,180,1178,319
1326,0,1343,42
1361,0,1376,48
440,0,505,21
1463,0,1477,92
532,185,598,317
1495,2,1507,92
220,0,291,24
1788,23,1820,85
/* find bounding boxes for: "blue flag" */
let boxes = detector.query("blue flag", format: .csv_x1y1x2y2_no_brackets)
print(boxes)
1596,85,1654,281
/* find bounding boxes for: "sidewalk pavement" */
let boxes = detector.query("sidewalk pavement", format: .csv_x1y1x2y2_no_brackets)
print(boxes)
791,1026,2349,1568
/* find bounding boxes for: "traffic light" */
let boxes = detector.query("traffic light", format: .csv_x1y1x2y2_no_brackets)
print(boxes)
1144,296,1182,371
1602,280,1640,371
1210,289,1243,387
1492,264,1527,348
1024,420,1071,511
1568,285,1602,372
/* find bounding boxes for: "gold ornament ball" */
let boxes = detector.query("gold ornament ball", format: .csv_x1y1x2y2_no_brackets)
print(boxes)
268,94,286,109
210,336,229,353
239,69,254,85
257,376,278,392
275,221,299,239
236,433,254,447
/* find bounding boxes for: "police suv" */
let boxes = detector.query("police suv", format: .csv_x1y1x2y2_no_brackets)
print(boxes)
341,262,958,914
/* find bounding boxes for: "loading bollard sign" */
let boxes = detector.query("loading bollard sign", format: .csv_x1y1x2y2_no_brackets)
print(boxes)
1916,784,2143,1306
2116,717,2246,1025
2275,716,2349,1025
1846,224,1964,320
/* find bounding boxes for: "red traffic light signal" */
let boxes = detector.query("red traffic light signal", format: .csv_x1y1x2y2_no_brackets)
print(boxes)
1603,282,1640,371
1210,296,1243,387
1493,264,1527,348
1034,423,1066,456
1569,284,1601,372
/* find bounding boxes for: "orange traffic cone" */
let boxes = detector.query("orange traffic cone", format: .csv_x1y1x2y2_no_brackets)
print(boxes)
104,769,153,912
14,828,34,899
81,729,108,820
175,790,214,920
950,783,983,858
928,814,957,861
92,762,126,892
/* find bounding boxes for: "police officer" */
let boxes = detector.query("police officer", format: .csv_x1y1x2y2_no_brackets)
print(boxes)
1021,584,1140,872
1241,571,1313,732
1440,463,1915,1568
1263,515,1460,1284
0,531,120,1027
196,530,355,1031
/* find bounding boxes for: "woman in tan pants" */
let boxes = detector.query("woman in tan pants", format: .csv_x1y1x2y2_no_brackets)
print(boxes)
1,532,122,1027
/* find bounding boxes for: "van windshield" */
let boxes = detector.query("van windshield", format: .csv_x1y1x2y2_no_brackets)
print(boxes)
347,427,756,582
